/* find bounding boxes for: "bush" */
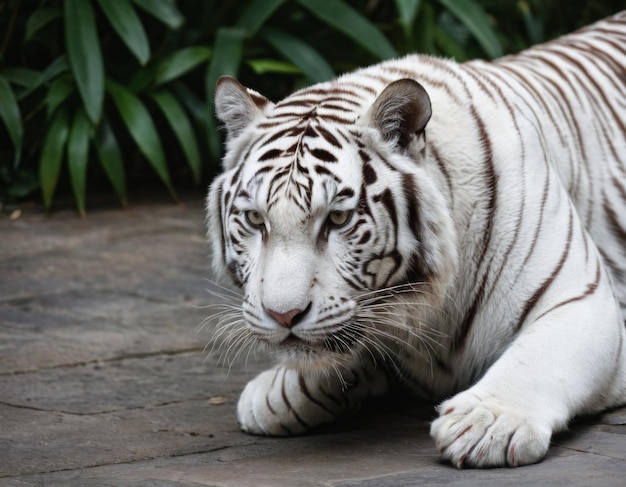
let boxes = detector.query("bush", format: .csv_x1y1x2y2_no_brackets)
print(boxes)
0,0,621,213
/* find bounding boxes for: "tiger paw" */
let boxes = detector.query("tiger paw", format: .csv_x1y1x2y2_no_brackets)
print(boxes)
237,368,338,437
430,392,552,468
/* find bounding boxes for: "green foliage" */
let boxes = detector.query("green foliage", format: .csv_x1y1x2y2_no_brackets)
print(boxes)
0,0,622,212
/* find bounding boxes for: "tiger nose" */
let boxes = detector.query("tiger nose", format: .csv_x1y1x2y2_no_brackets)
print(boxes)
264,303,312,329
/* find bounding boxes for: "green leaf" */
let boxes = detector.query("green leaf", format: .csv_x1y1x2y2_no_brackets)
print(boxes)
40,108,70,210
106,79,176,199
297,0,397,60
94,118,127,206
435,25,467,61
98,0,150,65
5,170,40,199
131,0,184,29
236,0,288,36
38,56,70,83
518,1,544,45
18,56,70,101
262,28,334,84
67,108,91,216
247,59,301,75
437,0,503,58
205,28,245,86
0,76,23,167
0,68,41,89
205,27,246,161
24,7,62,43
155,46,212,86
45,74,74,120
128,63,159,92
152,90,202,184
172,82,208,134
395,0,421,37
415,2,436,54
64,0,105,123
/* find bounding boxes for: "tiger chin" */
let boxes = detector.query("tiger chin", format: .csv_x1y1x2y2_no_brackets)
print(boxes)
206,12,626,469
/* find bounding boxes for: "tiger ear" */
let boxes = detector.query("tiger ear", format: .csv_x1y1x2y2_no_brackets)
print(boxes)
214,76,271,140
365,79,432,150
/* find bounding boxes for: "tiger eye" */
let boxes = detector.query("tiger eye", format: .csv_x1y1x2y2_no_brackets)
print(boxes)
327,210,352,228
245,210,265,227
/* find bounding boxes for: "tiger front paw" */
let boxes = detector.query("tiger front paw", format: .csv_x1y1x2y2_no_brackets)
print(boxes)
430,391,552,468
237,368,339,436
237,369,300,436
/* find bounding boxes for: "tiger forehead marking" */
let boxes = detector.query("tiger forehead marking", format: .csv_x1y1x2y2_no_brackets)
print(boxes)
238,129,395,267
238,104,366,220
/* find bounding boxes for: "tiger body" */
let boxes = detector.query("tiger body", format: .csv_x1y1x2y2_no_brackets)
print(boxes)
207,12,626,468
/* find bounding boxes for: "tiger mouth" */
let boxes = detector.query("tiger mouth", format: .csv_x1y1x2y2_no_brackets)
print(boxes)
278,331,356,354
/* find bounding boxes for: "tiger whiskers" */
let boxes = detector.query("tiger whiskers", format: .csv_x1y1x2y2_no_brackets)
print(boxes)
199,276,452,384
196,279,261,373
352,282,451,378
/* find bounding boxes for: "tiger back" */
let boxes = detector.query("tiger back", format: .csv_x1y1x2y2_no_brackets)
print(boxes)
206,12,626,468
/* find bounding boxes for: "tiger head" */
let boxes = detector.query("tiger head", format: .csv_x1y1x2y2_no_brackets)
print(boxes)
207,76,457,371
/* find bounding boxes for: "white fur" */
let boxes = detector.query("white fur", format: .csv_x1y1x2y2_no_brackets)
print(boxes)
207,13,626,468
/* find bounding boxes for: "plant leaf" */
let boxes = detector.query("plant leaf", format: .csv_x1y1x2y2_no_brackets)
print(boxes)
171,82,208,138
155,46,212,86
205,27,246,161
0,68,41,89
106,79,176,199
247,59,301,75
518,1,544,45
0,76,23,167
131,0,184,29
205,28,246,90
45,74,75,120
415,2,436,54
395,0,421,37
94,118,127,206
98,0,150,65
262,28,334,84
297,0,397,60
67,108,91,216
151,89,201,184
236,0,288,36
437,0,503,58
24,7,62,43
435,24,467,61
17,56,70,101
40,108,70,210
64,0,105,123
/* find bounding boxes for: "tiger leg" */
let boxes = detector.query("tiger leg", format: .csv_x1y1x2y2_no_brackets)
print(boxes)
237,363,391,436
430,295,625,468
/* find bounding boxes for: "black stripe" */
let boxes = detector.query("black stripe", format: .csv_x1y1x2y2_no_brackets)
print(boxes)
316,126,342,148
452,107,498,352
309,148,338,163
281,371,310,430
515,209,574,331
535,260,602,322
298,374,336,416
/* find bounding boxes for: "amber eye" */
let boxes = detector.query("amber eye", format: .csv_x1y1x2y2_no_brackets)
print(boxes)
245,210,265,228
327,210,352,228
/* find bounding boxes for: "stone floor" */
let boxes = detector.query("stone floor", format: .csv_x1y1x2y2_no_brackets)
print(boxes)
1,197,624,486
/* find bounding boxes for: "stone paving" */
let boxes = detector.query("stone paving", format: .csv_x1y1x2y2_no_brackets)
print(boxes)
1,198,624,486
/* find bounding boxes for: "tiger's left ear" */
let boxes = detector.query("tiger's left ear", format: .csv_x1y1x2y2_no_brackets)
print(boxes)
364,79,432,150
214,76,272,140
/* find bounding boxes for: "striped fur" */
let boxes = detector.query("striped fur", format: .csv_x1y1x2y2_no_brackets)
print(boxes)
206,12,626,468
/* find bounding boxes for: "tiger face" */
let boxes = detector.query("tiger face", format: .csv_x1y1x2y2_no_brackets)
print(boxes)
207,76,457,371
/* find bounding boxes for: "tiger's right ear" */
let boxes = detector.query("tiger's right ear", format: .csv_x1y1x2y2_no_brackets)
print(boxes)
214,76,272,140
364,78,431,150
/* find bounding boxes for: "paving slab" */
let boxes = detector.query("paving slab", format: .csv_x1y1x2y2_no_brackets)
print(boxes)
0,199,624,486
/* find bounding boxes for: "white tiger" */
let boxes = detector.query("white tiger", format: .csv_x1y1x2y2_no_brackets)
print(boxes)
206,12,626,468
